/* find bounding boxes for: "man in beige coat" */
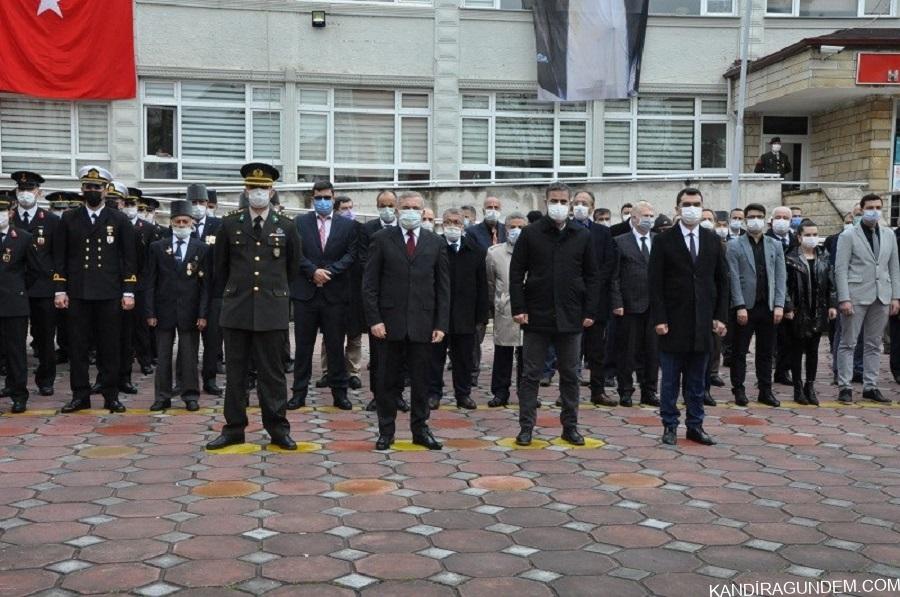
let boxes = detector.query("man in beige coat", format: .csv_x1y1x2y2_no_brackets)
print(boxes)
486,213,527,407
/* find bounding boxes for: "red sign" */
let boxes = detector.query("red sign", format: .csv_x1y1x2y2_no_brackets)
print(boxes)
857,52,900,85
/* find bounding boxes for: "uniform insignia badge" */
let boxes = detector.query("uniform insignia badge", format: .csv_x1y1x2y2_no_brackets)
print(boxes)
9,230,16,238
206,236,216,245
186,262,194,277
2,248,10,263
106,225,114,244
38,211,45,220
276,228,283,234
253,168,264,178
36,229,45,246
165,247,173,255
273,247,281,258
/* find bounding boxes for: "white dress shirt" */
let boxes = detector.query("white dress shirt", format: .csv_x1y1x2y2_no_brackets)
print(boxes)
679,221,700,257
633,228,652,254
17,205,38,224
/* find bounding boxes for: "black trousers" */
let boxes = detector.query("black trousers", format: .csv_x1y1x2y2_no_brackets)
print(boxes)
155,327,200,401
774,317,794,378
378,339,431,437
368,332,385,401
428,333,475,401
582,321,608,399
0,317,28,401
520,331,581,431
615,311,658,395
201,298,223,382
133,290,154,368
118,308,135,385
292,297,348,398
731,305,775,392
791,333,821,386
491,345,523,401
221,327,289,440
68,299,121,403
28,297,56,388
55,308,68,356
890,316,900,376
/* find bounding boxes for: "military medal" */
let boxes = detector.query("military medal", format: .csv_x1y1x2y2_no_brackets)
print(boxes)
186,262,194,277
106,225,115,244
36,228,45,246
273,247,280,258
2,248,10,263
206,236,216,245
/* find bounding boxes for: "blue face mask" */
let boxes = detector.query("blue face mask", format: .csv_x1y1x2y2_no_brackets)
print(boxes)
339,209,354,220
313,197,333,216
790,216,802,229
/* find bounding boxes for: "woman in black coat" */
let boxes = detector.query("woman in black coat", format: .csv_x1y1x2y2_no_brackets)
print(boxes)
784,219,836,406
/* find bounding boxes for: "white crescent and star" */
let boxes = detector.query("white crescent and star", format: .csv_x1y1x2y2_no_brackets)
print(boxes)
37,0,63,18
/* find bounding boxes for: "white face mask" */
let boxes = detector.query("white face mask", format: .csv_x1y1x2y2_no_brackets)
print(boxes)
507,228,521,245
378,207,396,224
399,209,421,231
699,220,714,230
172,225,192,240
680,206,702,226
248,189,270,209
771,219,791,236
572,205,590,221
746,218,765,234
16,191,36,209
801,236,819,249
730,219,743,232
715,227,729,239
636,216,654,233
0,213,8,229
122,206,138,220
547,203,569,223
444,226,462,242
421,221,434,232
483,209,500,224
192,204,206,220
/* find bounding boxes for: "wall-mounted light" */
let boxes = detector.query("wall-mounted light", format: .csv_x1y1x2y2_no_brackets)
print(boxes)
312,11,326,28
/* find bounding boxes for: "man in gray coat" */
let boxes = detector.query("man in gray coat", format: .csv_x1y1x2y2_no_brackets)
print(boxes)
835,194,900,403
726,203,786,407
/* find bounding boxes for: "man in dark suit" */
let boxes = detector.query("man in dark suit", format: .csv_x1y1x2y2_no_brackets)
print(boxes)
358,190,409,414
0,195,44,413
206,163,302,451
766,206,799,386
510,182,600,447
649,188,728,446
187,184,223,396
610,200,660,407
54,166,136,413
10,171,58,396
608,203,634,238
145,200,209,412
288,180,357,410
427,208,488,410
127,188,161,378
363,191,450,451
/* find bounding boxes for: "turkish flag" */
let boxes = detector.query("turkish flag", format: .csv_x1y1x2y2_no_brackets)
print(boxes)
0,0,136,100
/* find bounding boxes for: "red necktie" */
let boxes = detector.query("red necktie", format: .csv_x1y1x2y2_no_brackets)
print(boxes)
491,227,498,245
406,230,415,257
319,218,327,250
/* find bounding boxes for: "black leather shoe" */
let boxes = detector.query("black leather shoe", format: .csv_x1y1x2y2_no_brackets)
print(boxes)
619,393,634,408
349,376,363,390
206,434,244,450
140,365,153,375
662,425,677,445
11,400,26,414
428,396,441,410
703,392,717,407
758,391,780,407
487,396,508,408
591,392,618,407
286,394,306,410
271,435,297,450
561,428,585,446
103,399,126,413
149,399,171,411
184,399,199,412
216,362,226,375
38,386,54,397
774,372,793,386
364,398,377,412
315,376,329,388
804,382,819,406
61,399,90,413
412,431,442,450
894,374,900,385
284,360,294,374
333,395,353,411
539,376,552,387
375,434,394,450
733,388,748,407
203,382,223,396
838,388,853,403
515,429,532,446
605,375,617,388
686,426,716,445
640,392,661,407
396,398,410,413
119,382,138,395
793,383,808,405
708,375,725,388
90,382,102,395
862,388,890,403
456,397,477,410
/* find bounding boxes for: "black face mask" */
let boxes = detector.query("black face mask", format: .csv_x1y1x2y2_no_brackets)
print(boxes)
83,191,103,207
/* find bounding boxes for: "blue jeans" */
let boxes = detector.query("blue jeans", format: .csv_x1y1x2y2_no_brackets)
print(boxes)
659,351,708,430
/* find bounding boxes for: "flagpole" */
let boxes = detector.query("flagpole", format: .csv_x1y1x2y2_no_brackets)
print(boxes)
730,0,753,210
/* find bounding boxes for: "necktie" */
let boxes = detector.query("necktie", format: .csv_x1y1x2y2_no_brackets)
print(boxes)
0,232,4,245
22,212,29,226
640,236,650,260
319,219,328,250
689,232,697,264
91,213,97,226
491,227,497,245
253,216,263,237
197,223,203,239
406,230,416,257
452,242,459,253
175,240,184,262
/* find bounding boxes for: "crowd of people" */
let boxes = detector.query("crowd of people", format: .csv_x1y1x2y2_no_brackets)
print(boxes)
1,163,898,451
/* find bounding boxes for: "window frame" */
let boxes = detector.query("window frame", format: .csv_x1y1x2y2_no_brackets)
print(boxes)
0,95,111,179
459,92,591,182
601,95,729,175
461,0,532,9
140,80,284,182
765,0,895,17
296,87,432,184
650,0,736,16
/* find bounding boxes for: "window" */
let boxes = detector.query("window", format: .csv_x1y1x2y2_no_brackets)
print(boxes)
141,80,283,181
463,0,533,8
0,96,110,178
460,92,589,181
297,88,431,183
650,0,734,15
766,0,894,16
602,96,728,174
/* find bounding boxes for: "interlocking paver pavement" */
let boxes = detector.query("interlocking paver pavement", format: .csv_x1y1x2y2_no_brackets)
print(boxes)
1,339,899,595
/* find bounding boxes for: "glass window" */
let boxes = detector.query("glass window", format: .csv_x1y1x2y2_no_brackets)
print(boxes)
767,0,892,15
141,81,283,181
463,0,533,7
650,0,733,14
701,122,727,168
799,0,857,16
0,96,110,178
297,87,431,184
460,92,590,181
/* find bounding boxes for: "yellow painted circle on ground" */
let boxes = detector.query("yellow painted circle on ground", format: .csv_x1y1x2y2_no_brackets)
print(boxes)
161,407,216,416
315,406,359,414
390,440,428,452
204,443,262,455
266,442,321,453
496,437,551,450
79,445,139,459
549,437,605,450
5,409,58,417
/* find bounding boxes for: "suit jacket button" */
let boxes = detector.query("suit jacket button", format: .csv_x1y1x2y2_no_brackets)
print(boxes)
254,271,260,276
257,242,261,246
254,256,260,261
253,286,259,292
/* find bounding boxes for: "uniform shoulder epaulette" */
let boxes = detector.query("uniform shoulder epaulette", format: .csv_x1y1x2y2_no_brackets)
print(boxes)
224,208,243,218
